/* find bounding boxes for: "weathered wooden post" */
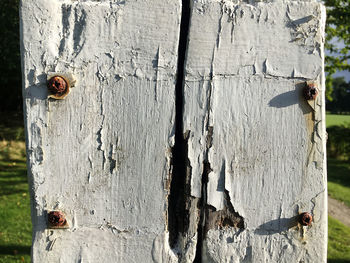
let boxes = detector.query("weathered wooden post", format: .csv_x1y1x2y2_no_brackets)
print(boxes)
20,0,327,262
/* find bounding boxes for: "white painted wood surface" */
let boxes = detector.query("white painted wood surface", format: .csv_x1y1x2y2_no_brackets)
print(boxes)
21,0,327,262
183,0,327,262
20,0,180,262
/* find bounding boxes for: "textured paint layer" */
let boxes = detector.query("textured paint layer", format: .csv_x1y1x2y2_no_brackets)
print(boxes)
21,0,180,261
183,0,327,262
21,0,327,262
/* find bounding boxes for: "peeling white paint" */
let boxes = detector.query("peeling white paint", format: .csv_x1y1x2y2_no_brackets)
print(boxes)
22,0,327,261
183,0,327,262
21,0,180,261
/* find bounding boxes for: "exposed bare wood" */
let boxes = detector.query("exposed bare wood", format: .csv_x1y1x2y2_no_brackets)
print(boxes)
21,0,327,262
183,1,327,262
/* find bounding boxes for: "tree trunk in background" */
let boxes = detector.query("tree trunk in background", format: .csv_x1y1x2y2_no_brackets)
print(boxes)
20,0,327,262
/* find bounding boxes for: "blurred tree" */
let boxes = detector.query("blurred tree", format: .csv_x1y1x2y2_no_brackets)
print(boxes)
326,77,350,113
327,123,350,160
0,0,22,112
324,0,350,101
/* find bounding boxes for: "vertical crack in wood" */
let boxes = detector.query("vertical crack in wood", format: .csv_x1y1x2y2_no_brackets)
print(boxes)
193,160,211,263
168,0,191,250
194,129,245,263
168,131,191,248
169,0,246,260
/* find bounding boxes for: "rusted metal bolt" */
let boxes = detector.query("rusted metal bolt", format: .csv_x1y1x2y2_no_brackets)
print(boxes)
299,212,312,226
47,76,68,97
303,82,318,100
48,211,67,227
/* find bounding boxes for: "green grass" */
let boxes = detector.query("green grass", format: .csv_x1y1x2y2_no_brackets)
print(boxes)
0,112,31,263
0,112,25,142
328,158,350,207
328,215,350,262
325,114,350,262
326,113,350,128
0,113,349,262
326,113,350,206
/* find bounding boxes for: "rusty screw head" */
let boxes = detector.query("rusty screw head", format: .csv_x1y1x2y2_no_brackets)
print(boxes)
304,83,318,100
299,212,312,226
48,211,67,227
47,76,68,97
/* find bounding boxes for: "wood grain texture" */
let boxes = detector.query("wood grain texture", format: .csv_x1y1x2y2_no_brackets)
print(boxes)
21,0,327,262
183,0,327,262
20,0,180,261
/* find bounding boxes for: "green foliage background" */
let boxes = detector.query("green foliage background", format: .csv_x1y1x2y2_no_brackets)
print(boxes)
326,77,350,113
0,0,22,112
325,0,350,74
324,0,350,101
